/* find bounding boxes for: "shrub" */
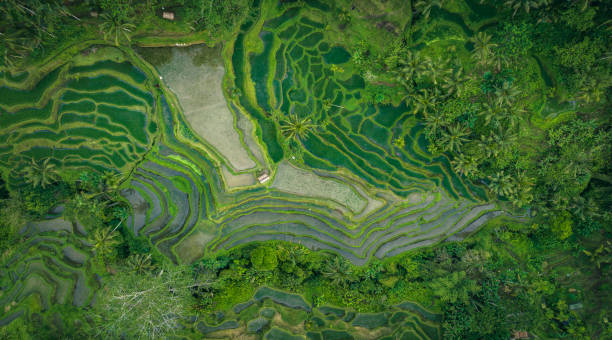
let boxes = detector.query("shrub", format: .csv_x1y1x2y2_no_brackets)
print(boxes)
250,245,279,271
550,211,573,240
496,22,533,60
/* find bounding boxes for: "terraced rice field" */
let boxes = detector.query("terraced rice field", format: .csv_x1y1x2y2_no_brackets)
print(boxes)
2,2,499,264
0,47,157,325
0,49,157,178
0,1,501,267
0,217,97,325
154,45,259,173
185,286,442,339
0,1,504,329
231,0,490,201
122,0,501,265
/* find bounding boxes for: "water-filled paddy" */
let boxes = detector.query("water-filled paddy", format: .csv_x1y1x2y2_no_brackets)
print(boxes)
0,48,154,177
271,161,367,214
147,44,258,172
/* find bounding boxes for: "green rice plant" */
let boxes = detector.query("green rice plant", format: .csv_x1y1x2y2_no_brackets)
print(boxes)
96,104,148,144
0,69,61,108
69,60,147,84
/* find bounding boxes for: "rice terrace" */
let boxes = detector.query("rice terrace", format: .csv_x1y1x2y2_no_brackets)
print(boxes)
0,0,610,339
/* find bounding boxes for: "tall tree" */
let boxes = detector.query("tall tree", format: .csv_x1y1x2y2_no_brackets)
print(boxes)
440,123,469,153
443,67,468,98
0,31,31,68
469,32,497,69
100,13,135,46
479,102,504,128
426,56,450,85
424,110,447,138
280,113,316,142
412,89,439,117
89,226,120,261
397,50,431,91
431,271,481,304
492,127,518,156
126,254,154,274
494,81,520,107
414,0,444,20
452,154,480,178
578,76,609,104
509,170,534,208
21,157,59,189
470,32,497,57
488,171,514,197
504,0,543,16
477,134,499,158
321,256,355,289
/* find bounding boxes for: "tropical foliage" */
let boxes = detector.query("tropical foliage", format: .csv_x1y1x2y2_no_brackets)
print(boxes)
0,0,610,339
21,158,59,189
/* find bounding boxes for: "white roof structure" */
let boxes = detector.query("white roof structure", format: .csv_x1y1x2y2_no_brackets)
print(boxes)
257,173,270,184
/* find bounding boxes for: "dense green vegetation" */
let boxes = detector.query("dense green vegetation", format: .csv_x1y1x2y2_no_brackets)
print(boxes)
0,0,610,339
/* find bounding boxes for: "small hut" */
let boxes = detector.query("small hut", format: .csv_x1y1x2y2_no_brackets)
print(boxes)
162,11,175,20
257,173,270,184
90,11,98,18
512,330,529,339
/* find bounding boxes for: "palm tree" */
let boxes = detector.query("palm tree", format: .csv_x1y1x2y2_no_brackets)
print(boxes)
424,110,447,138
491,53,510,72
426,56,450,85
471,47,492,69
510,188,533,208
100,13,136,46
494,81,520,107
280,113,316,141
470,32,497,56
493,128,518,156
578,77,609,104
501,105,523,129
477,134,498,158
451,154,479,178
414,0,444,20
460,249,491,274
431,271,480,304
412,89,438,117
89,226,120,260
321,257,355,289
127,254,154,274
469,32,497,68
101,171,123,192
479,102,503,128
21,157,59,189
510,170,534,208
504,0,542,17
397,51,431,91
488,171,514,197
0,31,31,68
480,102,522,130
443,67,467,97
440,123,469,153
582,240,611,269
